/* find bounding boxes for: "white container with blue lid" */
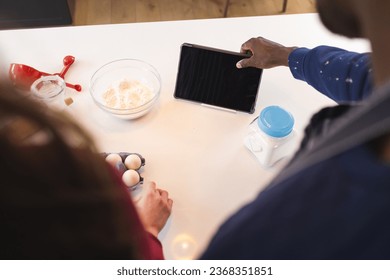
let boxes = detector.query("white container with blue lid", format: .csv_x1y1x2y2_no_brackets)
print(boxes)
245,105,296,167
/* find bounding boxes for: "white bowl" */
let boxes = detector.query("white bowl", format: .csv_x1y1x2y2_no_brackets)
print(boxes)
90,59,161,119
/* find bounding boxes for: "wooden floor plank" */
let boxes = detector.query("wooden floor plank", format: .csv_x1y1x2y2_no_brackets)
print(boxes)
79,0,112,25
135,0,162,22
160,0,194,21
111,0,137,23
72,0,89,25
285,0,316,14
71,0,317,26
226,0,258,18
188,0,223,20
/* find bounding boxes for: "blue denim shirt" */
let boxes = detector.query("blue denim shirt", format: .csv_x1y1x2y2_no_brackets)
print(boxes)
289,46,373,102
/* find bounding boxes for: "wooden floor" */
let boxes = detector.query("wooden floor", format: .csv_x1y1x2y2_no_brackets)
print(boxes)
68,0,316,26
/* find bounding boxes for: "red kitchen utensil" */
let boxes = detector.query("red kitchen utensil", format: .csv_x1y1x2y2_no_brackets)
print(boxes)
9,55,82,92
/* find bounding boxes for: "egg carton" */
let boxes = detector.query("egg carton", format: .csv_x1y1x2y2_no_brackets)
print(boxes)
101,152,145,191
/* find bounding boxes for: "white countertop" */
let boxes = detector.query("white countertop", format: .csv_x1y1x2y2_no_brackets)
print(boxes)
0,13,371,259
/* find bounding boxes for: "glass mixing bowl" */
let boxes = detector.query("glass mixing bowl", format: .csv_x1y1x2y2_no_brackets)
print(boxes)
90,59,161,119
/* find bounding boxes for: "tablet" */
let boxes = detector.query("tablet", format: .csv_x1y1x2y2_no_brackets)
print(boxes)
173,43,263,114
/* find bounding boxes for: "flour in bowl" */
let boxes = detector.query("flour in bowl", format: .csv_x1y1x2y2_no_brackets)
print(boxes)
102,79,154,109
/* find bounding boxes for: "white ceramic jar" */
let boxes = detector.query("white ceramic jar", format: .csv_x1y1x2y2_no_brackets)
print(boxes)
245,105,296,168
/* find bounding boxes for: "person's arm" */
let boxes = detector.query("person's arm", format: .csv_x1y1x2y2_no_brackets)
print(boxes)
133,181,173,239
108,164,172,260
237,37,373,103
145,232,165,260
289,46,372,102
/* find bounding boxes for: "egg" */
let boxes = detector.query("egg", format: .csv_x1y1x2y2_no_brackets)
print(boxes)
124,154,142,170
122,169,141,187
105,153,122,167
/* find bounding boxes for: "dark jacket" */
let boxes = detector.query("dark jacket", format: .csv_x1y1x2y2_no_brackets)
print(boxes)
201,46,390,259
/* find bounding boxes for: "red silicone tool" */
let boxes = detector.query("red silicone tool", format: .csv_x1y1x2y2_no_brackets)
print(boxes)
9,55,82,92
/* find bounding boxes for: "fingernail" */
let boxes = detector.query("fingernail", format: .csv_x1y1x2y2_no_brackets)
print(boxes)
236,61,242,68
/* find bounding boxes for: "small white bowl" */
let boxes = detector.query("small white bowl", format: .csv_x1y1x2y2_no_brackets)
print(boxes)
90,59,161,119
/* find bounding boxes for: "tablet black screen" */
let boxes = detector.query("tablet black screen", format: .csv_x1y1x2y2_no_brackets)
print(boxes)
174,43,262,113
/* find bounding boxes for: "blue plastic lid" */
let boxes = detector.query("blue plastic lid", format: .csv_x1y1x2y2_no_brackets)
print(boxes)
257,106,294,137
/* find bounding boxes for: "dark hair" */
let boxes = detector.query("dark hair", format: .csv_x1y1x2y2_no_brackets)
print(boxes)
0,83,147,259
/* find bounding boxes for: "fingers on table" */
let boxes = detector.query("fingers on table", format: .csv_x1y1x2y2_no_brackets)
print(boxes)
157,189,173,208
144,181,173,208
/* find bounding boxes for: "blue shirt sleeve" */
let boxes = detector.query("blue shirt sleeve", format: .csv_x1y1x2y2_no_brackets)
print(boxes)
288,46,373,102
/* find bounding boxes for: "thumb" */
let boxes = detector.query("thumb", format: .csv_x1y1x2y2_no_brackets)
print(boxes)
236,58,251,69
